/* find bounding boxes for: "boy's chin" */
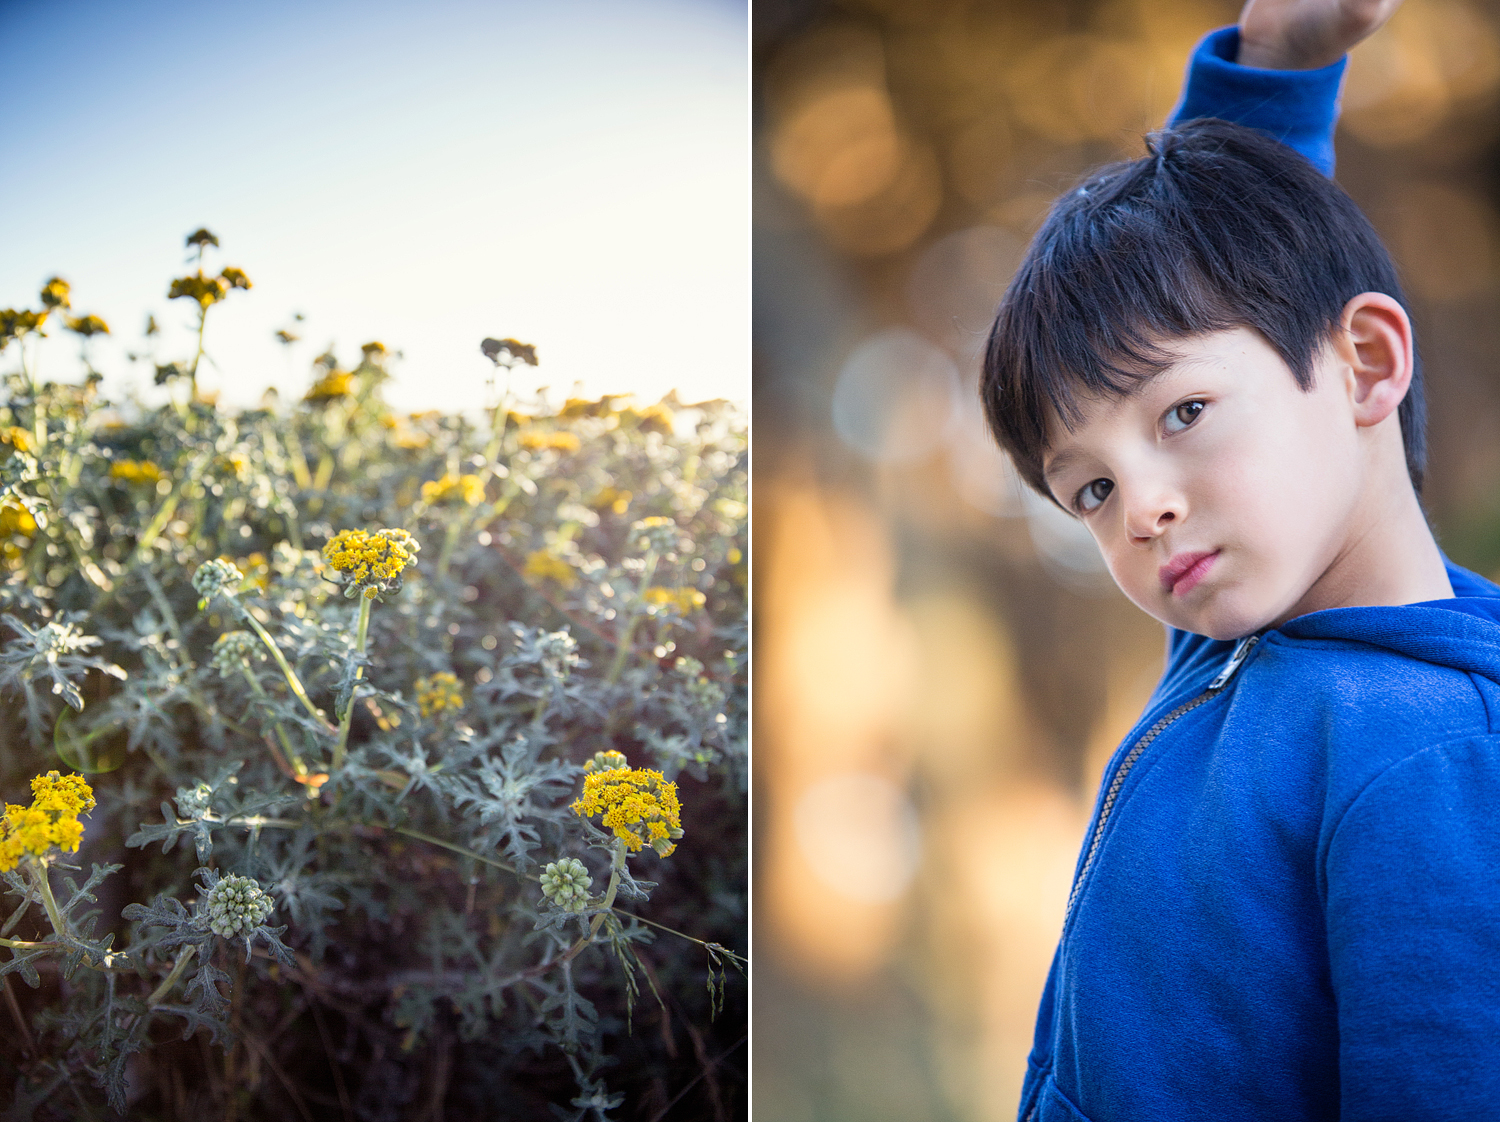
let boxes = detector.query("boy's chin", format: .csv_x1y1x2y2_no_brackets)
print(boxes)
1138,596,1270,643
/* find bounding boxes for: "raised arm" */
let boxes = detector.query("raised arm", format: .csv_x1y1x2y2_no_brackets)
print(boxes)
1169,0,1404,176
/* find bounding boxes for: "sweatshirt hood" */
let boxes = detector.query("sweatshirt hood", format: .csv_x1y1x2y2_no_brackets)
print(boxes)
1275,559,1500,683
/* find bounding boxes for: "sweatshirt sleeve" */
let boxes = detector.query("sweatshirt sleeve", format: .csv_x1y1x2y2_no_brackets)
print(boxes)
1324,736,1500,1117
1168,26,1346,177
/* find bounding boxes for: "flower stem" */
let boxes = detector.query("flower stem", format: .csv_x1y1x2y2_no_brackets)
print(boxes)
389,826,516,874
332,595,372,770
436,519,460,581
27,860,67,940
587,841,626,940
147,945,197,1006
239,607,333,733
131,487,181,561
606,551,658,686
240,665,306,775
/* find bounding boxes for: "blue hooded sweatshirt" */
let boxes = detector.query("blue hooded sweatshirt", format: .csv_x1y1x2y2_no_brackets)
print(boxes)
1019,30,1500,1122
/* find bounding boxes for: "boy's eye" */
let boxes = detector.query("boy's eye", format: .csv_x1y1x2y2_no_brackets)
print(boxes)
1164,400,1204,434
1076,478,1113,513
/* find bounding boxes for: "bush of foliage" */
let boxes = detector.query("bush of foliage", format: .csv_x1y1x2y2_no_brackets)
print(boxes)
0,235,747,1121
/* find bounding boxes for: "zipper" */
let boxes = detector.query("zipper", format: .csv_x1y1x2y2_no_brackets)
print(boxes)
1060,633,1260,933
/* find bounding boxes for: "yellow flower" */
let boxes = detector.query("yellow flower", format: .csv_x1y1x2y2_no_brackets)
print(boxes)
64,313,110,337
0,309,48,342
415,672,464,718
591,487,632,515
0,771,94,872
559,395,622,420
518,431,581,453
305,371,353,403
420,473,485,507
642,586,707,613
627,402,675,435
479,337,538,367
39,277,71,310
1,426,32,455
523,550,576,589
570,760,683,857
219,266,252,291
0,499,36,537
169,271,230,308
322,527,420,599
110,459,165,485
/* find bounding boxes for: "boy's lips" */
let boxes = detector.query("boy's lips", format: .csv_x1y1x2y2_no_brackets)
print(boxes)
1160,550,1219,596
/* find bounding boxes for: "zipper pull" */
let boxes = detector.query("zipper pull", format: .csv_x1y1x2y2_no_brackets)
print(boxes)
1208,634,1260,691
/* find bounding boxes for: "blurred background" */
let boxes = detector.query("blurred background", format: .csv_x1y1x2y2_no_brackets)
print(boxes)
0,0,747,415
752,0,1500,1118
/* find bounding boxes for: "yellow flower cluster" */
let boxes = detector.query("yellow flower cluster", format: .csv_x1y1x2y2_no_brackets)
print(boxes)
559,395,623,420
1,426,33,455
305,370,353,402
591,487,632,515
0,499,37,537
0,499,36,568
625,402,675,436
39,277,71,309
415,672,464,718
110,459,165,484
322,527,419,599
518,431,581,454
0,309,48,343
420,473,485,507
570,761,683,857
0,772,94,872
64,313,110,337
643,586,707,613
523,550,577,589
168,267,251,309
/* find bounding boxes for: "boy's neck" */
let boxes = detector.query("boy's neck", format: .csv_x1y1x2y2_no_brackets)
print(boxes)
1272,439,1452,628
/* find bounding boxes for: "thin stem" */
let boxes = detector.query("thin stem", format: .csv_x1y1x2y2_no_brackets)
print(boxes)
0,935,49,950
27,860,67,940
389,826,517,874
131,487,181,561
238,606,333,733
189,304,208,385
481,369,512,468
558,841,627,966
611,909,735,952
589,841,626,938
240,664,306,775
436,519,461,581
147,945,197,1006
606,551,658,685
331,595,371,769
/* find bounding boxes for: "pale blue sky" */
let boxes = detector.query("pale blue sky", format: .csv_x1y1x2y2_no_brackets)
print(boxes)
0,0,747,413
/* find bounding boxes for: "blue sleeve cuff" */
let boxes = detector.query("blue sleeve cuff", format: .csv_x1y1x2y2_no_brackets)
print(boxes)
1168,26,1346,177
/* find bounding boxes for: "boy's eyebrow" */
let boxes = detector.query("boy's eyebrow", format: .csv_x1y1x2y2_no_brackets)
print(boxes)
1041,447,1085,488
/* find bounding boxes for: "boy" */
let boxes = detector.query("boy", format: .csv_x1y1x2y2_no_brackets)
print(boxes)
982,1,1500,1118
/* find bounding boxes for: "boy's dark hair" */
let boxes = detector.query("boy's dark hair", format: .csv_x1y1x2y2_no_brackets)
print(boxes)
981,118,1425,500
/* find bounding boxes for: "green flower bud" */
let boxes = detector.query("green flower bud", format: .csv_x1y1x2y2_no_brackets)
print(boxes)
201,873,274,939
540,857,592,913
193,558,243,605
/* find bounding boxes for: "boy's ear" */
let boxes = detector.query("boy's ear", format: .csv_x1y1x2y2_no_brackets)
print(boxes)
1334,292,1414,428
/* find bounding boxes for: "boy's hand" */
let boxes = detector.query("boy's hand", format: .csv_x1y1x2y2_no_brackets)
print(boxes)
1237,0,1404,69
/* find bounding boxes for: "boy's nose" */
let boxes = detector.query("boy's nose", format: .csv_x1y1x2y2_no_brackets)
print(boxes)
1123,486,1184,543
